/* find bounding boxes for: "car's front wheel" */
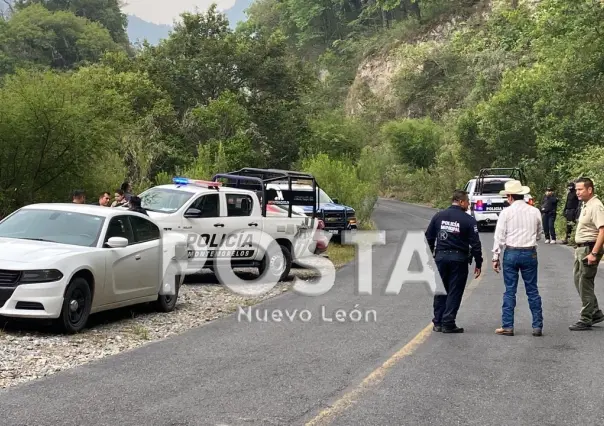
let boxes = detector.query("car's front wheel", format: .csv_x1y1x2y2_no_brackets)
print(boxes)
56,277,92,334
154,275,181,312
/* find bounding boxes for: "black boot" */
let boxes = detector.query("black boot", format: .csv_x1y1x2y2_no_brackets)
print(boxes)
442,325,464,333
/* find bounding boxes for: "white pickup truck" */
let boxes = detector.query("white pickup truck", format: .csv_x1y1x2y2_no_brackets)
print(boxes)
464,168,534,230
137,176,325,282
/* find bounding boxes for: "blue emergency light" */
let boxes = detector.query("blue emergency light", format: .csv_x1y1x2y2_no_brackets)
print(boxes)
173,177,189,185
172,177,222,188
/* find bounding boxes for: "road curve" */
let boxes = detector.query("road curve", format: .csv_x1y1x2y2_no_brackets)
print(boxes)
1,198,603,425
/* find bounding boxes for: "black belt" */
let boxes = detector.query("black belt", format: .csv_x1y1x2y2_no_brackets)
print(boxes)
436,249,467,254
506,246,536,250
576,241,596,248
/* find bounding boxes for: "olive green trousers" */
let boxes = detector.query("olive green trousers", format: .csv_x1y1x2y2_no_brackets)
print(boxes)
573,246,603,324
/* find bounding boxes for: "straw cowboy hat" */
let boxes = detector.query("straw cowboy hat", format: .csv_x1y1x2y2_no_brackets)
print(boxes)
499,180,531,195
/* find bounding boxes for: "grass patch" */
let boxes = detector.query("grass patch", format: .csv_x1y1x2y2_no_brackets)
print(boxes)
326,243,356,269
359,220,377,230
129,324,150,340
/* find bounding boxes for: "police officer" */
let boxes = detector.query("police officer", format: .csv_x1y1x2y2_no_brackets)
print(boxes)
540,187,558,243
425,189,483,333
561,182,579,244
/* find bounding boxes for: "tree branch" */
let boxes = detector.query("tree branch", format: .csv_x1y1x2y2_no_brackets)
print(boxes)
32,158,77,194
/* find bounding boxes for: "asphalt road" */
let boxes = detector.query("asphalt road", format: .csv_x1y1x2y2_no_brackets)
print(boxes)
1,198,604,425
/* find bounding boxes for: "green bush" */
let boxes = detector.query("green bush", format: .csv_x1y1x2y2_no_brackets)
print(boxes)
380,117,443,170
0,68,128,214
299,109,369,162
301,153,378,225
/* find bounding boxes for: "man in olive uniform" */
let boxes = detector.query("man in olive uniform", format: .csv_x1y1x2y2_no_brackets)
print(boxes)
570,177,604,330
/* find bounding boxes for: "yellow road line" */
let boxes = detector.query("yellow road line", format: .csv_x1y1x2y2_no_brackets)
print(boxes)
305,269,485,426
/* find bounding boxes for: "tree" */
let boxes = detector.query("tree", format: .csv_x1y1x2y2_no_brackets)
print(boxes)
0,4,120,73
136,5,239,116
0,68,128,213
14,0,130,46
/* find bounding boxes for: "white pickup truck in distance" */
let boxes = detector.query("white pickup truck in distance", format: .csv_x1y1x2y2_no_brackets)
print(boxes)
464,168,534,230
137,177,323,282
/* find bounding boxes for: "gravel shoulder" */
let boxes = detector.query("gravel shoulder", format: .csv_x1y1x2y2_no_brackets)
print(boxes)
0,267,321,389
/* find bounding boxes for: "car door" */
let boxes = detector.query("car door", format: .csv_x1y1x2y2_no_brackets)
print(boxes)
222,191,258,261
128,215,162,297
182,192,224,262
102,215,142,305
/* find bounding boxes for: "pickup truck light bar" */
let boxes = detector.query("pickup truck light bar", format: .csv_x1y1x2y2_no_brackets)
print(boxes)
172,177,222,187
212,168,318,221
173,177,222,190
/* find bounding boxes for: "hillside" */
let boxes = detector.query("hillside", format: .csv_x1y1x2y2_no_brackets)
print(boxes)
243,0,604,211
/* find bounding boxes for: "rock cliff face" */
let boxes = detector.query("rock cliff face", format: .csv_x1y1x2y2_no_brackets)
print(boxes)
344,0,540,118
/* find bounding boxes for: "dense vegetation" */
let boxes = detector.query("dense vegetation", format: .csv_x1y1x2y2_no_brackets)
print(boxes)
1,0,603,234
245,0,604,212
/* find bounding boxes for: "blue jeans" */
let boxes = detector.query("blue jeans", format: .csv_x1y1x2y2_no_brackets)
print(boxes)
501,248,543,329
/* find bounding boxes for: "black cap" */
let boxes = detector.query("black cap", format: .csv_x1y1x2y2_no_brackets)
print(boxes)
546,187,553,191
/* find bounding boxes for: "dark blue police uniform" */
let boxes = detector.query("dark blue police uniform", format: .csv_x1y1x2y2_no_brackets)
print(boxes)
425,204,483,332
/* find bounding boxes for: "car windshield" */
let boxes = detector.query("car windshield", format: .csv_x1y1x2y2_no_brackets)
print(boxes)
0,209,105,247
139,188,194,213
318,189,333,204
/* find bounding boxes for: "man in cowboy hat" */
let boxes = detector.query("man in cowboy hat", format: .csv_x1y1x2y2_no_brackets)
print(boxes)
425,189,483,334
492,180,544,336
569,177,604,330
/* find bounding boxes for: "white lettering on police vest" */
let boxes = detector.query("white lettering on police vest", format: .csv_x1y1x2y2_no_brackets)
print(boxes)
440,220,460,233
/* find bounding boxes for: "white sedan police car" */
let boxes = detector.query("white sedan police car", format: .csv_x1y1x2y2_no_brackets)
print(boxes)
0,203,183,333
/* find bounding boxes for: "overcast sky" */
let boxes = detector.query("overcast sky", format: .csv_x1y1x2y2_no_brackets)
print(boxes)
121,0,236,25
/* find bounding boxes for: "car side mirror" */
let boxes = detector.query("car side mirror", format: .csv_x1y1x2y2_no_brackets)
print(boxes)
184,207,202,218
106,237,129,248
332,198,339,204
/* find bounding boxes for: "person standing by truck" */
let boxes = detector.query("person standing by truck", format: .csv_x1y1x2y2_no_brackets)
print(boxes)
561,182,580,245
540,187,558,243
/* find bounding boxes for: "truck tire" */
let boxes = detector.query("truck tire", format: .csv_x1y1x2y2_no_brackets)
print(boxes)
259,242,292,282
